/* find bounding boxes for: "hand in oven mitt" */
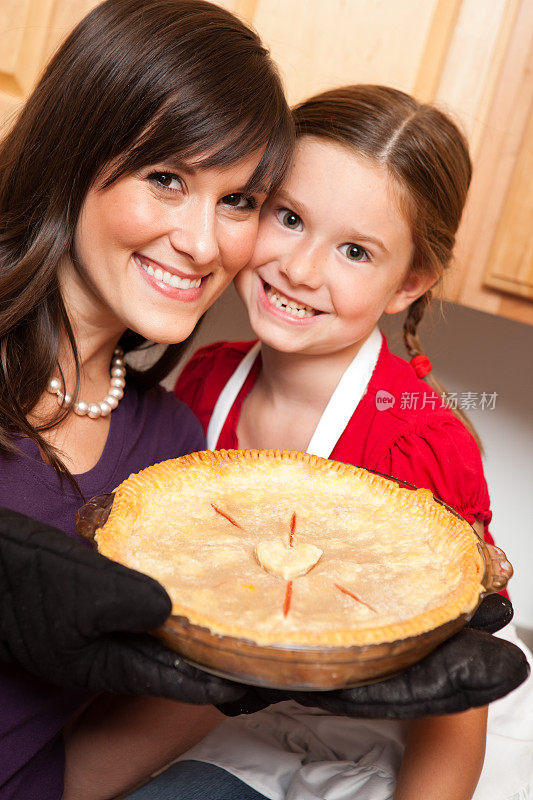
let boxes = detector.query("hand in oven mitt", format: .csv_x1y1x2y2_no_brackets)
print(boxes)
219,594,529,718
277,627,529,720
0,507,245,705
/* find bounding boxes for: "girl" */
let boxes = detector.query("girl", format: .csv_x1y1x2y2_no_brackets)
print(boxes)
0,0,292,796
168,86,533,800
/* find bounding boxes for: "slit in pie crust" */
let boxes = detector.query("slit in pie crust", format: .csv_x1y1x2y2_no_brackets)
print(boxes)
95,449,485,648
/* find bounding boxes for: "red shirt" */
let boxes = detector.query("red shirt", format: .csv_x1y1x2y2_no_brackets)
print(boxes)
175,336,495,546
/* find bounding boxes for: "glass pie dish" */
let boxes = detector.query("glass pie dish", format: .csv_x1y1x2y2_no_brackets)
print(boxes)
77,450,510,690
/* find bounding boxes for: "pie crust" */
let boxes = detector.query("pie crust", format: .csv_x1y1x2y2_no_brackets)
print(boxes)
95,449,485,648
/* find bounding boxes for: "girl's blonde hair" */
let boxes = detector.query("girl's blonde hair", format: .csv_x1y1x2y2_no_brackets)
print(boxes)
292,85,481,447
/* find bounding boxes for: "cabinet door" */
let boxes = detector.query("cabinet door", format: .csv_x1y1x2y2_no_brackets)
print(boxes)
449,0,533,324
0,0,53,123
0,1,100,126
251,0,440,104
483,106,533,303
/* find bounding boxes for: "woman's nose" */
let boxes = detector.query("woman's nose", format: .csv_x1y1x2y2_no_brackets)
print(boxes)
280,245,322,289
168,202,219,266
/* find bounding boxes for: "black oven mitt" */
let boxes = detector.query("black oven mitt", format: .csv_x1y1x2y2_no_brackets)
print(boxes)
3,507,524,718
258,627,529,720
0,507,245,705
217,594,529,718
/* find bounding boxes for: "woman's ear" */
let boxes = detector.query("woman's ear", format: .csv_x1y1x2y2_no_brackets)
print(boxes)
384,270,438,315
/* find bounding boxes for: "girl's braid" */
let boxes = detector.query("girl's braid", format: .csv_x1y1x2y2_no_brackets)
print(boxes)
403,291,483,453
403,291,432,358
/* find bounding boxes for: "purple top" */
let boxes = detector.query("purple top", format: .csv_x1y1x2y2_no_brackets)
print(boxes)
0,382,205,799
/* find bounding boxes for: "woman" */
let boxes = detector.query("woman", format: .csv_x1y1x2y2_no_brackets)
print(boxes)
0,0,293,796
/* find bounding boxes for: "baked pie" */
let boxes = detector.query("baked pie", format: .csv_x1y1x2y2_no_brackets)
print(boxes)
95,450,487,659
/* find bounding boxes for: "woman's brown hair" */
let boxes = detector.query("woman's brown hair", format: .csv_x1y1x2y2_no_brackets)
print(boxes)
0,0,294,478
292,84,480,446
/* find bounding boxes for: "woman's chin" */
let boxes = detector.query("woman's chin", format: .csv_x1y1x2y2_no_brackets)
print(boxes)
129,319,198,346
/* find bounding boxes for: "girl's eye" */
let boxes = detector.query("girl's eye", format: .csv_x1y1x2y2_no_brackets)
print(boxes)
276,209,302,231
149,172,182,192
340,243,369,262
221,193,257,210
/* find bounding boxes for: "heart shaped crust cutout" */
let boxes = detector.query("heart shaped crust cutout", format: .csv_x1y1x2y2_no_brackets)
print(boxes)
256,540,323,580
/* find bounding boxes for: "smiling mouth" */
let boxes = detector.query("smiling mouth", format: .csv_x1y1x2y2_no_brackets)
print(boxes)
133,254,203,289
263,281,321,318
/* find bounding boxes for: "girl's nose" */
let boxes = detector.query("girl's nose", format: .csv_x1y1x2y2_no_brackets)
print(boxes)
168,202,219,266
280,245,322,289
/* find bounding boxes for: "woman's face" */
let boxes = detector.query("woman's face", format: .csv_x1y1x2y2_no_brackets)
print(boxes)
66,152,267,344
236,137,434,358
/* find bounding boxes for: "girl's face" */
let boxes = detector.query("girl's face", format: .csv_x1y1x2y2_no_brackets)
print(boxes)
236,137,434,358
65,152,267,345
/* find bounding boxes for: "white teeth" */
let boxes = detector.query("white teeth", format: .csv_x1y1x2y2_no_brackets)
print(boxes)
134,255,202,289
265,284,317,318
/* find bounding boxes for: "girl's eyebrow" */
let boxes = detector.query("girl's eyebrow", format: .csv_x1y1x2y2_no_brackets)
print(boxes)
274,189,307,217
344,230,389,255
275,189,389,254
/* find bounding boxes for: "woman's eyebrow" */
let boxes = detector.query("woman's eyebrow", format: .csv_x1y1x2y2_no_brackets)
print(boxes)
158,156,192,173
146,158,267,195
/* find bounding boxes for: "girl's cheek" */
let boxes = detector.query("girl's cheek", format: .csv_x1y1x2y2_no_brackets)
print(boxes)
233,263,253,299
224,219,261,271
248,215,280,268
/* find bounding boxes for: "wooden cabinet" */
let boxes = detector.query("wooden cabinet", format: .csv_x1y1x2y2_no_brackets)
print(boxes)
0,0,54,122
0,1,97,121
448,0,533,324
1,0,531,323
218,0,533,325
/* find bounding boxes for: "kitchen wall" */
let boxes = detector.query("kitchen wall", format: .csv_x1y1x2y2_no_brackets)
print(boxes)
171,287,533,638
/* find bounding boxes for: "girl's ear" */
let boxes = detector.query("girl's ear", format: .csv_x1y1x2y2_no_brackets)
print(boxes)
384,270,438,315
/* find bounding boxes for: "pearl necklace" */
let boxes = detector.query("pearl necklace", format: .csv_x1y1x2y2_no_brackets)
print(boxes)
46,347,126,419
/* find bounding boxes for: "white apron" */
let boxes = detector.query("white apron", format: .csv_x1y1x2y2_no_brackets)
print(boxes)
181,328,533,800
206,327,383,455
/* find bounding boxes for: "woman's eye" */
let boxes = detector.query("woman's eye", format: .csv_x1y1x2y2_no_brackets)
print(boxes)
340,243,369,262
221,193,257,210
149,172,183,192
276,209,302,230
